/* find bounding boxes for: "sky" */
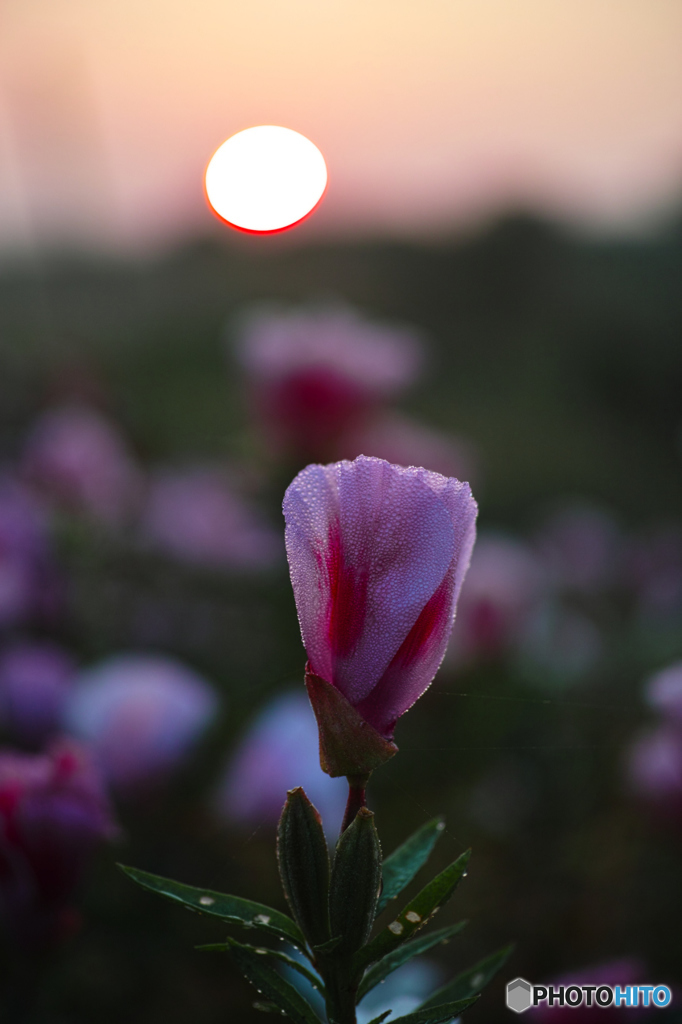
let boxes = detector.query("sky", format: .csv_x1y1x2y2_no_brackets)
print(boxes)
1,0,682,252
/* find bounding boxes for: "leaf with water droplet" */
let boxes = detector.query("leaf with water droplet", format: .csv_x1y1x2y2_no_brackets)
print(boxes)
356,922,467,1002
417,944,514,1010
377,817,446,917
198,941,325,994
118,864,307,954
353,850,470,975
219,936,323,1023
387,996,478,1023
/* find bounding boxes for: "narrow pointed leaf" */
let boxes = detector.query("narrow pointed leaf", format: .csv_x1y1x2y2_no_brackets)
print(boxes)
118,864,306,952
389,997,478,1023
377,818,446,916
313,935,342,955
418,945,514,1009
221,936,323,1023
277,788,331,949
366,1014,393,1024
197,943,325,993
329,807,382,956
353,850,471,974
356,922,467,1001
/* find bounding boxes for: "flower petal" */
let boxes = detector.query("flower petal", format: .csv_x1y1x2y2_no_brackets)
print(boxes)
284,457,468,704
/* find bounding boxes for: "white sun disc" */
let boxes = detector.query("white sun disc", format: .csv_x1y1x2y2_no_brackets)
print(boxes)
205,126,327,233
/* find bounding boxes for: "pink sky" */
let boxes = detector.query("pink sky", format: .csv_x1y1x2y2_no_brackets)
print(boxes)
1,0,682,252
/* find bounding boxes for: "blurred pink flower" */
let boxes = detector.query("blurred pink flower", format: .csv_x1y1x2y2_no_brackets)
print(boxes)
213,691,347,837
63,654,218,793
0,475,59,628
534,505,623,594
141,466,282,571
22,404,142,527
283,456,477,739
644,661,682,726
236,304,423,460
0,741,116,948
626,725,682,816
335,412,479,486
0,642,75,748
529,958,647,1020
447,533,545,666
627,526,682,624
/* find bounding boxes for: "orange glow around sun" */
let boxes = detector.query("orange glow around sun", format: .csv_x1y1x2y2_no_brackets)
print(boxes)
204,125,328,233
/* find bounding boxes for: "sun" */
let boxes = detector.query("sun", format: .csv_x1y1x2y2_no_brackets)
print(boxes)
204,126,328,234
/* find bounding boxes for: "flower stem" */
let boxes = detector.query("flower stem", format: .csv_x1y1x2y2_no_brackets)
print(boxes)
340,774,370,834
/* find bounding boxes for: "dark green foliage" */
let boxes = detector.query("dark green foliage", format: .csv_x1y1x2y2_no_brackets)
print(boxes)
417,945,514,1009
277,788,332,949
353,850,471,974
376,817,446,916
219,937,322,1024
124,803,501,1023
356,922,467,1001
329,808,382,956
389,998,479,1023
197,943,325,993
117,864,307,951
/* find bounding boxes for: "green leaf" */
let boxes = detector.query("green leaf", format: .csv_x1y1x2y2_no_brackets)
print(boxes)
418,945,514,1009
389,997,478,1023
196,942,325,994
313,935,343,955
353,850,471,974
118,864,307,953
277,788,331,949
329,807,382,956
356,922,467,1001
377,818,446,916
366,1013,393,1024
221,937,323,1023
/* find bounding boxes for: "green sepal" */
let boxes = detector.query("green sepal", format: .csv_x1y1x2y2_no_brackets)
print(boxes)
418,945,514,1009
118,864,307,953
377,817,446,916
389,997,478,1023
366,1014,393,1024
356,922,467,1001
220,936,323,1024
197,942,325,994
277,787,331,949
353,850,471,974
305,667,398,777
329,807,382,956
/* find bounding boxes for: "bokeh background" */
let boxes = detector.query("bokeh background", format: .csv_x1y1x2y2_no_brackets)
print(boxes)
1,1,682,1020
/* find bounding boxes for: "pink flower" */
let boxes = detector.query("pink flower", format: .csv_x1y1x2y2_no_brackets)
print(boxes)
644,661,682,726
0,741,116,947
283,456,477,744
63,654,219,793
335,412,479,486
626,725,682,816
0,642,75,747
22,404,142,527
447,533,544,665
236,304,422,459
534,505,622,594
141,466,282,571
213,691,347,837
0,476,60,628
